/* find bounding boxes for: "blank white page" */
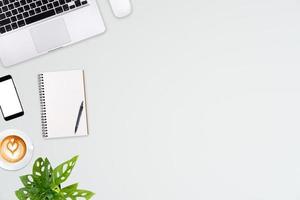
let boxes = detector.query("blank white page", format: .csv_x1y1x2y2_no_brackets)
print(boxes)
40,70,88,138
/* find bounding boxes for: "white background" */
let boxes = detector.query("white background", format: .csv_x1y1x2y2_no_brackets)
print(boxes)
1,0,300,199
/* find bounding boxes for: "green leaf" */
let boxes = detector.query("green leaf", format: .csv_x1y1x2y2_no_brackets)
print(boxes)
44,191,65,200
20,175,35,188
15,188,30,200
52,156,78,186
61,183,79,192
32,158,53,187
16,156,94,200
60,183,95,199
61,189,95,200
15,187,40,200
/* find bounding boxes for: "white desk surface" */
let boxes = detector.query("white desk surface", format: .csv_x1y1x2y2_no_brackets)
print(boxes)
1,0,300,199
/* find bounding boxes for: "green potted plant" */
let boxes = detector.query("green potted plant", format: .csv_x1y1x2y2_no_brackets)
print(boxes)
16,156,95,200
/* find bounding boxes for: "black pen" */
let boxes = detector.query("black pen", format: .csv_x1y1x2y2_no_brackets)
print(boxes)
75,101,84,134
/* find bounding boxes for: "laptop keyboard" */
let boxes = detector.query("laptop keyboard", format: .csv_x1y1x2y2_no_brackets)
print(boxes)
0,0,87,34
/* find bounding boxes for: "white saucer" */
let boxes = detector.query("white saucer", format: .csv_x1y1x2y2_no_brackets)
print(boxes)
0,129,34,171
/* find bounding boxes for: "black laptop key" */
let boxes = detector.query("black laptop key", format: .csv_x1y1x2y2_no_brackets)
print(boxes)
11,22,18,29
29,10,34,15
81,1,87,5
27,0,32,3
12,9,17,15
8,4,14,9
17,14,23,20
36,1,42,6
11,16,17,22
25,9,55,24
0,13,5,20
2,6,8,12
55,6,63,13
5,11,12,18
47,3,53,9
24,5,30,10
47,3,52,8
41,5,47,11
18,7,24,13
0,27,6,33
75,0,81,7
30,3,36,8
5,24,11,31
53,1,59,7
59,0,65,5
17,19,25,27
14,2,20,7
20,0,27,5
62,4,68,11
42,0,48,4
35,7,41,13
0,1,3,7
23,11,29,17
3,0,9,5
0,18,10,26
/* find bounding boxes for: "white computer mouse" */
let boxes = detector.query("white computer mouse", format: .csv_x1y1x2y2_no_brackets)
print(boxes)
109,0,132,18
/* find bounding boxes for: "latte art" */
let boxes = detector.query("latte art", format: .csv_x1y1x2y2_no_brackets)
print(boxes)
0,135,27,163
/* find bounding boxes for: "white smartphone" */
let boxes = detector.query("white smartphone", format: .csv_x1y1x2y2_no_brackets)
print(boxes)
0,75,24,121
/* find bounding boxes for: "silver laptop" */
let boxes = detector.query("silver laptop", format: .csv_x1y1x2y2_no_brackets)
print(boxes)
0,0,105,67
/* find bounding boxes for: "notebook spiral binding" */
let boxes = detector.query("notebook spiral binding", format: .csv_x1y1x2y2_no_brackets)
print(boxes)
38,74,48,138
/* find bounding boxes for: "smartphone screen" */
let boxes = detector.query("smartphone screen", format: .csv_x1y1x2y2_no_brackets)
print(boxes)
0,75,24,121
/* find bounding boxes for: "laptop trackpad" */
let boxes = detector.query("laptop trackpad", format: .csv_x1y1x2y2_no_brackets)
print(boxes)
30,18,71,53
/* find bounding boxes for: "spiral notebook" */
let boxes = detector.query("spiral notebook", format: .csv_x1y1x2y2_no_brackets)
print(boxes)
38,70,88,139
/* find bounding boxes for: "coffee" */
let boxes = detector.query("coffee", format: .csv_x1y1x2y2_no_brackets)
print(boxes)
0,135,27,163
